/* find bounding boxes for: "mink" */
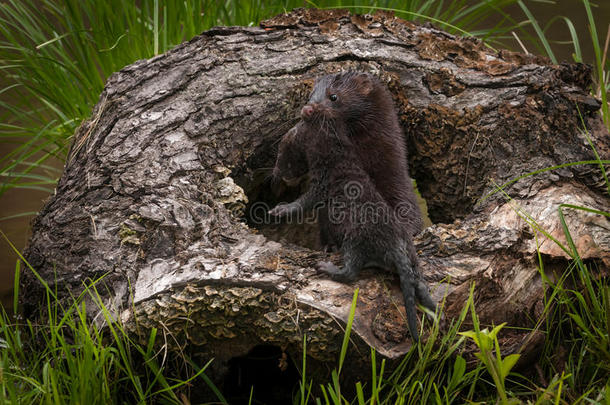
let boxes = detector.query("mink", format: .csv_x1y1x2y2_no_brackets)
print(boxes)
273,71,422,238
271,122,309,188
313,72,421,234
271,71,422,247
269,72,436,341
271,122,337,250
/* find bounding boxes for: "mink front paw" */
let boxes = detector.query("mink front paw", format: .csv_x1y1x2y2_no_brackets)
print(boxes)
321,243,338,253
269,203,296,218
317,261,355,283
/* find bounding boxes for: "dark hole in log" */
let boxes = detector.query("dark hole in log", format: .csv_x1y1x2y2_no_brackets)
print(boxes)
222,344,300,405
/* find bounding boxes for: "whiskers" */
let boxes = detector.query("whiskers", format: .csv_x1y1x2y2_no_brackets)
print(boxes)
315,113,343,145
267,117,300,146
259,166,274,179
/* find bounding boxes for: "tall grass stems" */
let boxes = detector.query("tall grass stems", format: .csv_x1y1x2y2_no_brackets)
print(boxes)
1,232,224,403
516,0,609,130
474,116,610,403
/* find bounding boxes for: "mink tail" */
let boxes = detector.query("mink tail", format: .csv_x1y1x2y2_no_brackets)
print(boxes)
395,253,420,342
396,251,438,342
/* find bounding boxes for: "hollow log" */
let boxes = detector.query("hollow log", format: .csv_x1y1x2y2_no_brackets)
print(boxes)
22,8,609,385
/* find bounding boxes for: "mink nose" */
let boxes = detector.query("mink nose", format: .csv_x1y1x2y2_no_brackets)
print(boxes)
301,105,314,118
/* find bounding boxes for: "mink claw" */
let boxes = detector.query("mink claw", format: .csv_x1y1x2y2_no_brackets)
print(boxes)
268,204,287,217
316,261,338,275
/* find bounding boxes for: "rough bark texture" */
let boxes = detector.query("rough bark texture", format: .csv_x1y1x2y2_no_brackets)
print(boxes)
23,8,609,385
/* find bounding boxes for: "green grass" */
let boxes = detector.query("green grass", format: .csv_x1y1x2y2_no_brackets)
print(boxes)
3,252,607,403
0,233,222,403
469,118,610,403
0,287,219,403
0,302,220,404
516,0,609,130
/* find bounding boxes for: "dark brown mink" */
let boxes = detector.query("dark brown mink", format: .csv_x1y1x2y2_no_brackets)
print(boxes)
271,121,337,250
301,71,423,236
269,79,436,341
271,71,421,246
271,122,308,188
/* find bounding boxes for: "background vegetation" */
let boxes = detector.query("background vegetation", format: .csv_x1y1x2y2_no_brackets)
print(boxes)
0,0,608,403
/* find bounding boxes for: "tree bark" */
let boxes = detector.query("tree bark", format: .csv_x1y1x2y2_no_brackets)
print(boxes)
23,8,609,382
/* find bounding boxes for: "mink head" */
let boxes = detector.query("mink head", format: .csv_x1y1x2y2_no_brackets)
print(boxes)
272,124,308,187
300,71,380,125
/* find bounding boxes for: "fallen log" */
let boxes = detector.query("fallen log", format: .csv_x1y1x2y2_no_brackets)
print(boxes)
22,8,609,388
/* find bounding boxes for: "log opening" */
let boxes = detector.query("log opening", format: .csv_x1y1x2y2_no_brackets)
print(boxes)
223,344,300,405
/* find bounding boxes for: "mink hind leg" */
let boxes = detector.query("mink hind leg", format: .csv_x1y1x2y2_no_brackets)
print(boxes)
317,243,366,283
317,206,339,252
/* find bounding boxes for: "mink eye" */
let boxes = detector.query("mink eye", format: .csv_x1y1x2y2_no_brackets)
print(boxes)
329,94,338,102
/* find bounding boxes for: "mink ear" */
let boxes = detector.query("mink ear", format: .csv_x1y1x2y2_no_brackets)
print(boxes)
355,74,374,96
